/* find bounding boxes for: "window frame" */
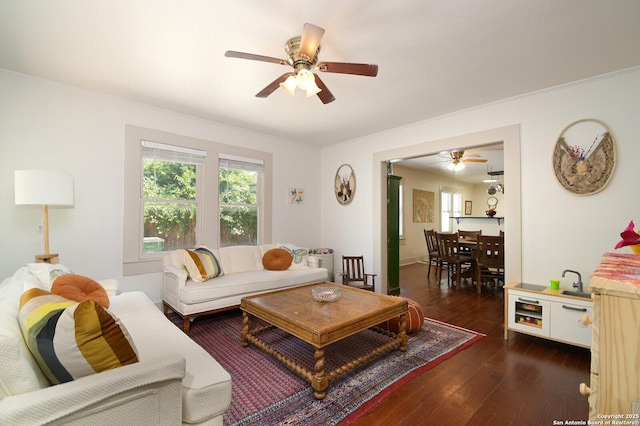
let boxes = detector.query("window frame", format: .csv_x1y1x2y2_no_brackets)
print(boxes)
123,125,272,275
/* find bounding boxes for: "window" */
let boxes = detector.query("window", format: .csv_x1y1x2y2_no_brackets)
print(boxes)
218,156,264,247
141,141,204,253
453,192,463,217
440,190,462,232
123,125,273,275
441,191,451,232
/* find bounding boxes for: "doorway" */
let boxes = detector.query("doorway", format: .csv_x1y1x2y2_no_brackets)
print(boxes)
373,125,522,294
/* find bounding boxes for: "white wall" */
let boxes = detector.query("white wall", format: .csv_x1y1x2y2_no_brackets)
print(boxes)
321,67,640,292
0,69,323,304
459,182,505,236
3,67,639,301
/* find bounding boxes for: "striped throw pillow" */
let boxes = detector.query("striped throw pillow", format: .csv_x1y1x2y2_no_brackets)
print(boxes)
18,288,138,385
182,246,224,282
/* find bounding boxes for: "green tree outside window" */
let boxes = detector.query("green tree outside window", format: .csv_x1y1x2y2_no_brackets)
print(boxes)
143,160,197,252
219,167,258,247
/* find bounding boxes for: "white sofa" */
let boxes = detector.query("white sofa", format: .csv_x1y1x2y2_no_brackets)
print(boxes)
0,265,232,425
163,244,328,333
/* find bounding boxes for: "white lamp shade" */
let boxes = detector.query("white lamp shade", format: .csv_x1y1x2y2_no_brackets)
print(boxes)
15,170,74,206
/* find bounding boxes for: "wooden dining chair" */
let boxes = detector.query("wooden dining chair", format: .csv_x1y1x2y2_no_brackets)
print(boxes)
423,229,442,279
340,256,376,292
475,235,505,294
435,232,473,287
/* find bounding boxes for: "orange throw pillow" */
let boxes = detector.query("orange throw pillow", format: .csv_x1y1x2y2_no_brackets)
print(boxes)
51,274,110,308
262,248,293,271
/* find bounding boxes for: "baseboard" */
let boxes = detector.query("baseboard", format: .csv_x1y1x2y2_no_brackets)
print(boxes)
400,257,428,266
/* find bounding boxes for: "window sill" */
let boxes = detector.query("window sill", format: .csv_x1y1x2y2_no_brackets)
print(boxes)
123,257,163,276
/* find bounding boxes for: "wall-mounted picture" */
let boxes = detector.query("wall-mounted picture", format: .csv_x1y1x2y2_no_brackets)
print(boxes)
289,188,304,204
465,200,472,215
413,189,434,223
334,164,356,205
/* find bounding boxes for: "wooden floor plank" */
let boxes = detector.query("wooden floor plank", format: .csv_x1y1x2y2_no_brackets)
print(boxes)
350,262,590,426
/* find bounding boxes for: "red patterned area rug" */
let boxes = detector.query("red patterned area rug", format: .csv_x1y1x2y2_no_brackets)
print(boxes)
171,311,484,426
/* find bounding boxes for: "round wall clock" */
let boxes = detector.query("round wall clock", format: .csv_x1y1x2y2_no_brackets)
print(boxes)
552,119,616,195
334,164,356,205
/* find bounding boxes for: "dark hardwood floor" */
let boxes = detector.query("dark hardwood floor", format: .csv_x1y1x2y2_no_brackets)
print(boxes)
351,262,591,426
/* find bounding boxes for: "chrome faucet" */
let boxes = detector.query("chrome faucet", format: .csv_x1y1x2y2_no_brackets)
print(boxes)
562,269,583,292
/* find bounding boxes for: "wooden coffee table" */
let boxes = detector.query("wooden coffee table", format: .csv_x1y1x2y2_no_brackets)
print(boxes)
240,282,408,399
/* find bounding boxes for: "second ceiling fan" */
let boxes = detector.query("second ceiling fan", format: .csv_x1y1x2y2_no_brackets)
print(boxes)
442,150,488,171
225,23,378,104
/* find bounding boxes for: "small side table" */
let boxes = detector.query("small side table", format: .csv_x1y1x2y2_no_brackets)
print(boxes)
310,249,334,282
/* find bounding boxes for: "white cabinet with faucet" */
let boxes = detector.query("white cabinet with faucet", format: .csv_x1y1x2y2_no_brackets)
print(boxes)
505,283,593,348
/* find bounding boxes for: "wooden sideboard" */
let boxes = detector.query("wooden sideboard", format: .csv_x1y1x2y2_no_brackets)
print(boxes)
582,253,640,420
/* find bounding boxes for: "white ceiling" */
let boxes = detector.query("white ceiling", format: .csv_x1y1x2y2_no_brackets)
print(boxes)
1,1,639,146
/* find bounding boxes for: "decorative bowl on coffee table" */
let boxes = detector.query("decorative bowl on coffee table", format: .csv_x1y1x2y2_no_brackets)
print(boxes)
312,286,341,302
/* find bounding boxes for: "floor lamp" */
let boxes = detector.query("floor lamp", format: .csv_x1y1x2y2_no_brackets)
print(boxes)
14,170,74,264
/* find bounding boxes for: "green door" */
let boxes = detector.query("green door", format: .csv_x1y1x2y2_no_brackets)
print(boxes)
387,174,401,295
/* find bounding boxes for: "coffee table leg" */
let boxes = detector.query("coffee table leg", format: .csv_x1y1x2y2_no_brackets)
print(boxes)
312,348,328,400
241,311,250,347
399,313,408,352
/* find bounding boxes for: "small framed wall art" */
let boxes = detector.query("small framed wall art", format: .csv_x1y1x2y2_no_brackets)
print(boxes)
465,200,472,215
334,164,356,205
289,188,304,204
413,189,434,223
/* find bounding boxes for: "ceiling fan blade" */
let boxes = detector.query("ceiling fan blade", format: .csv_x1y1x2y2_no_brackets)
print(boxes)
317,62,379,77
313,74,335,104
463,158,488,163
299,23,325,61
225,50,287,65
255,73,291,98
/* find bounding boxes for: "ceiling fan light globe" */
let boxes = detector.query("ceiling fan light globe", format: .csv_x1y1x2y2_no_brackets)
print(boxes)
447,163,455,171
454,163,465,171
295,69,315,89
298,23,325,61
279,75,297,96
